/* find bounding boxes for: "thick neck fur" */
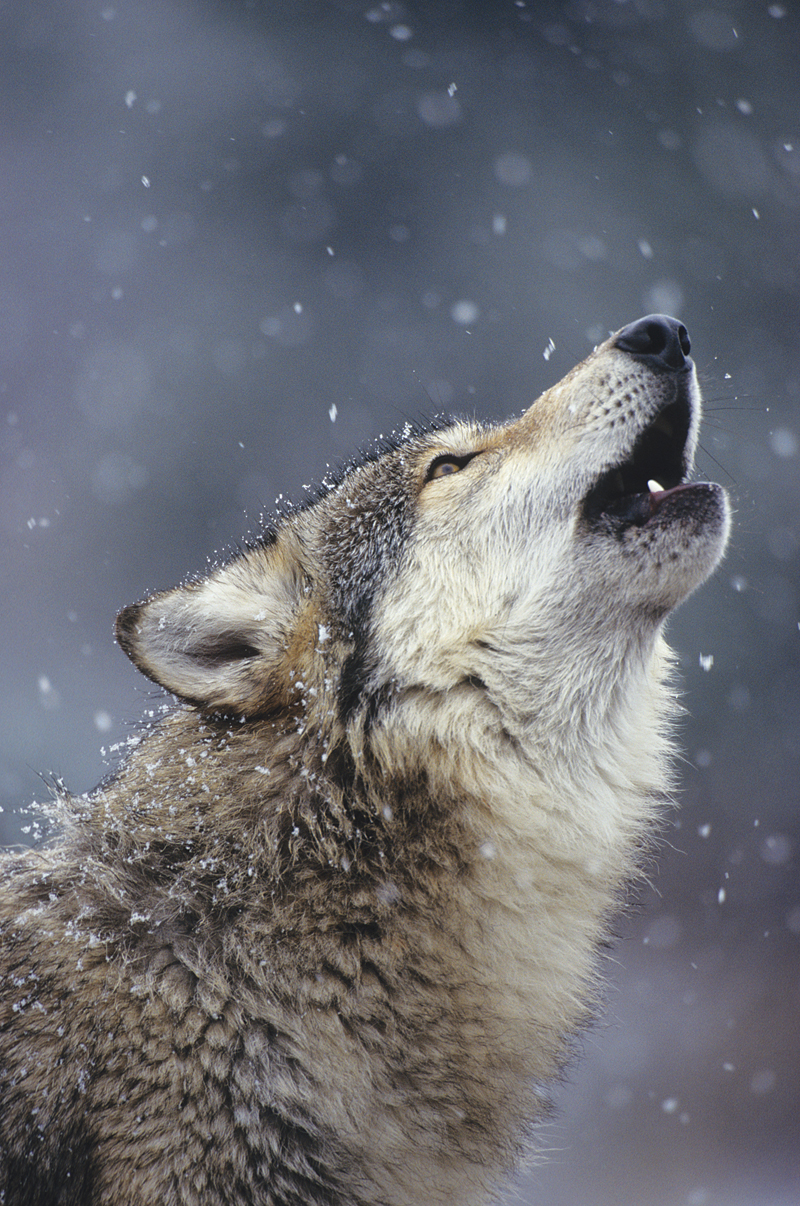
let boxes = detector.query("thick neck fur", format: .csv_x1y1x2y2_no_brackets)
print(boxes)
47,623,673,1205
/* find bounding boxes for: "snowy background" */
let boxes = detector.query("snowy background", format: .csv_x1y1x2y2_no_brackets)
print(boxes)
1,1,798,1202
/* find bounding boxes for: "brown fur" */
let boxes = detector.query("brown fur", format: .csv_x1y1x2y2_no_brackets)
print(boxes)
0,316,729,1205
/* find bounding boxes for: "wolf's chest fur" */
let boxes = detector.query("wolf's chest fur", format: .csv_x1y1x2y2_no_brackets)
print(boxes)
0,315,729,1205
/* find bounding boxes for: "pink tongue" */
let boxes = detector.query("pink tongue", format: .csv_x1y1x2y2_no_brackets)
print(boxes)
648,481,691,514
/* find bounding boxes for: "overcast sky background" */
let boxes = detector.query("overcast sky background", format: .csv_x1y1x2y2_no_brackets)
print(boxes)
1,2,798,1202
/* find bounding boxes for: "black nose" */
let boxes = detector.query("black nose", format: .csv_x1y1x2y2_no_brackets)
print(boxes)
614,314,691,371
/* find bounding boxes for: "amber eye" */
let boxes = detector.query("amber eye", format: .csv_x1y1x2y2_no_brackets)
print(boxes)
424,452,478,483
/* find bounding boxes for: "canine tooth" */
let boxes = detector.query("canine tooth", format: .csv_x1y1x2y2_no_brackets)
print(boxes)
647,479,665,494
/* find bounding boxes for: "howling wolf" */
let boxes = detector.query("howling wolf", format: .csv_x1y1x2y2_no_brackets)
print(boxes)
0,315,729,1206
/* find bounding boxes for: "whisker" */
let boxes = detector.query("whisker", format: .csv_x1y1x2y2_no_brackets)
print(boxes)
703,403,764,414
696,441,738,487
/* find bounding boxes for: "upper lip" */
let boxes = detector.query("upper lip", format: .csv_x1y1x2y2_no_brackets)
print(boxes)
582,394,692,527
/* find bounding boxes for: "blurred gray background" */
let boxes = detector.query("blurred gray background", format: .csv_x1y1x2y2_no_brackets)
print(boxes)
1,1,798,1202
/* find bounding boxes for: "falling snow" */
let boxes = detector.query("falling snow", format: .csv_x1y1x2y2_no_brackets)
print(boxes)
2,5,798,1202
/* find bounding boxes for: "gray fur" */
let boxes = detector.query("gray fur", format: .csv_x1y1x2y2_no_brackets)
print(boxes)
0,318,729,1205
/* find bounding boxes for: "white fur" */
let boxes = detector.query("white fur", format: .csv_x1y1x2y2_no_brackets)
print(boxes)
1,324,730,1206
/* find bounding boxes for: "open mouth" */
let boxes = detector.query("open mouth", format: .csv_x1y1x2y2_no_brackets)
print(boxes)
582,395,693,528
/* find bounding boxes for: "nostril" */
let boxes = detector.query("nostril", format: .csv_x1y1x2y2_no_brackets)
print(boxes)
614,314,691,371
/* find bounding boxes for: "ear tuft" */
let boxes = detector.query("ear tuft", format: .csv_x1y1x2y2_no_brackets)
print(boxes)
116,541,303,714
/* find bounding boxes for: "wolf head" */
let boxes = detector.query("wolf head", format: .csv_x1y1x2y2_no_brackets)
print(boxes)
116,316,729,773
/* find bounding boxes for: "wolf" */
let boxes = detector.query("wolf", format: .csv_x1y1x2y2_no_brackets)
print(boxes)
0,314,729,1206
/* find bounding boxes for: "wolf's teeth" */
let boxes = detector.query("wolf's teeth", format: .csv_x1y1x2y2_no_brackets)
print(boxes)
647,479,665,494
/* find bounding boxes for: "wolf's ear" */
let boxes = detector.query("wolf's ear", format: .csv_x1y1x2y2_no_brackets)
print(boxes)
115,538,304,714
